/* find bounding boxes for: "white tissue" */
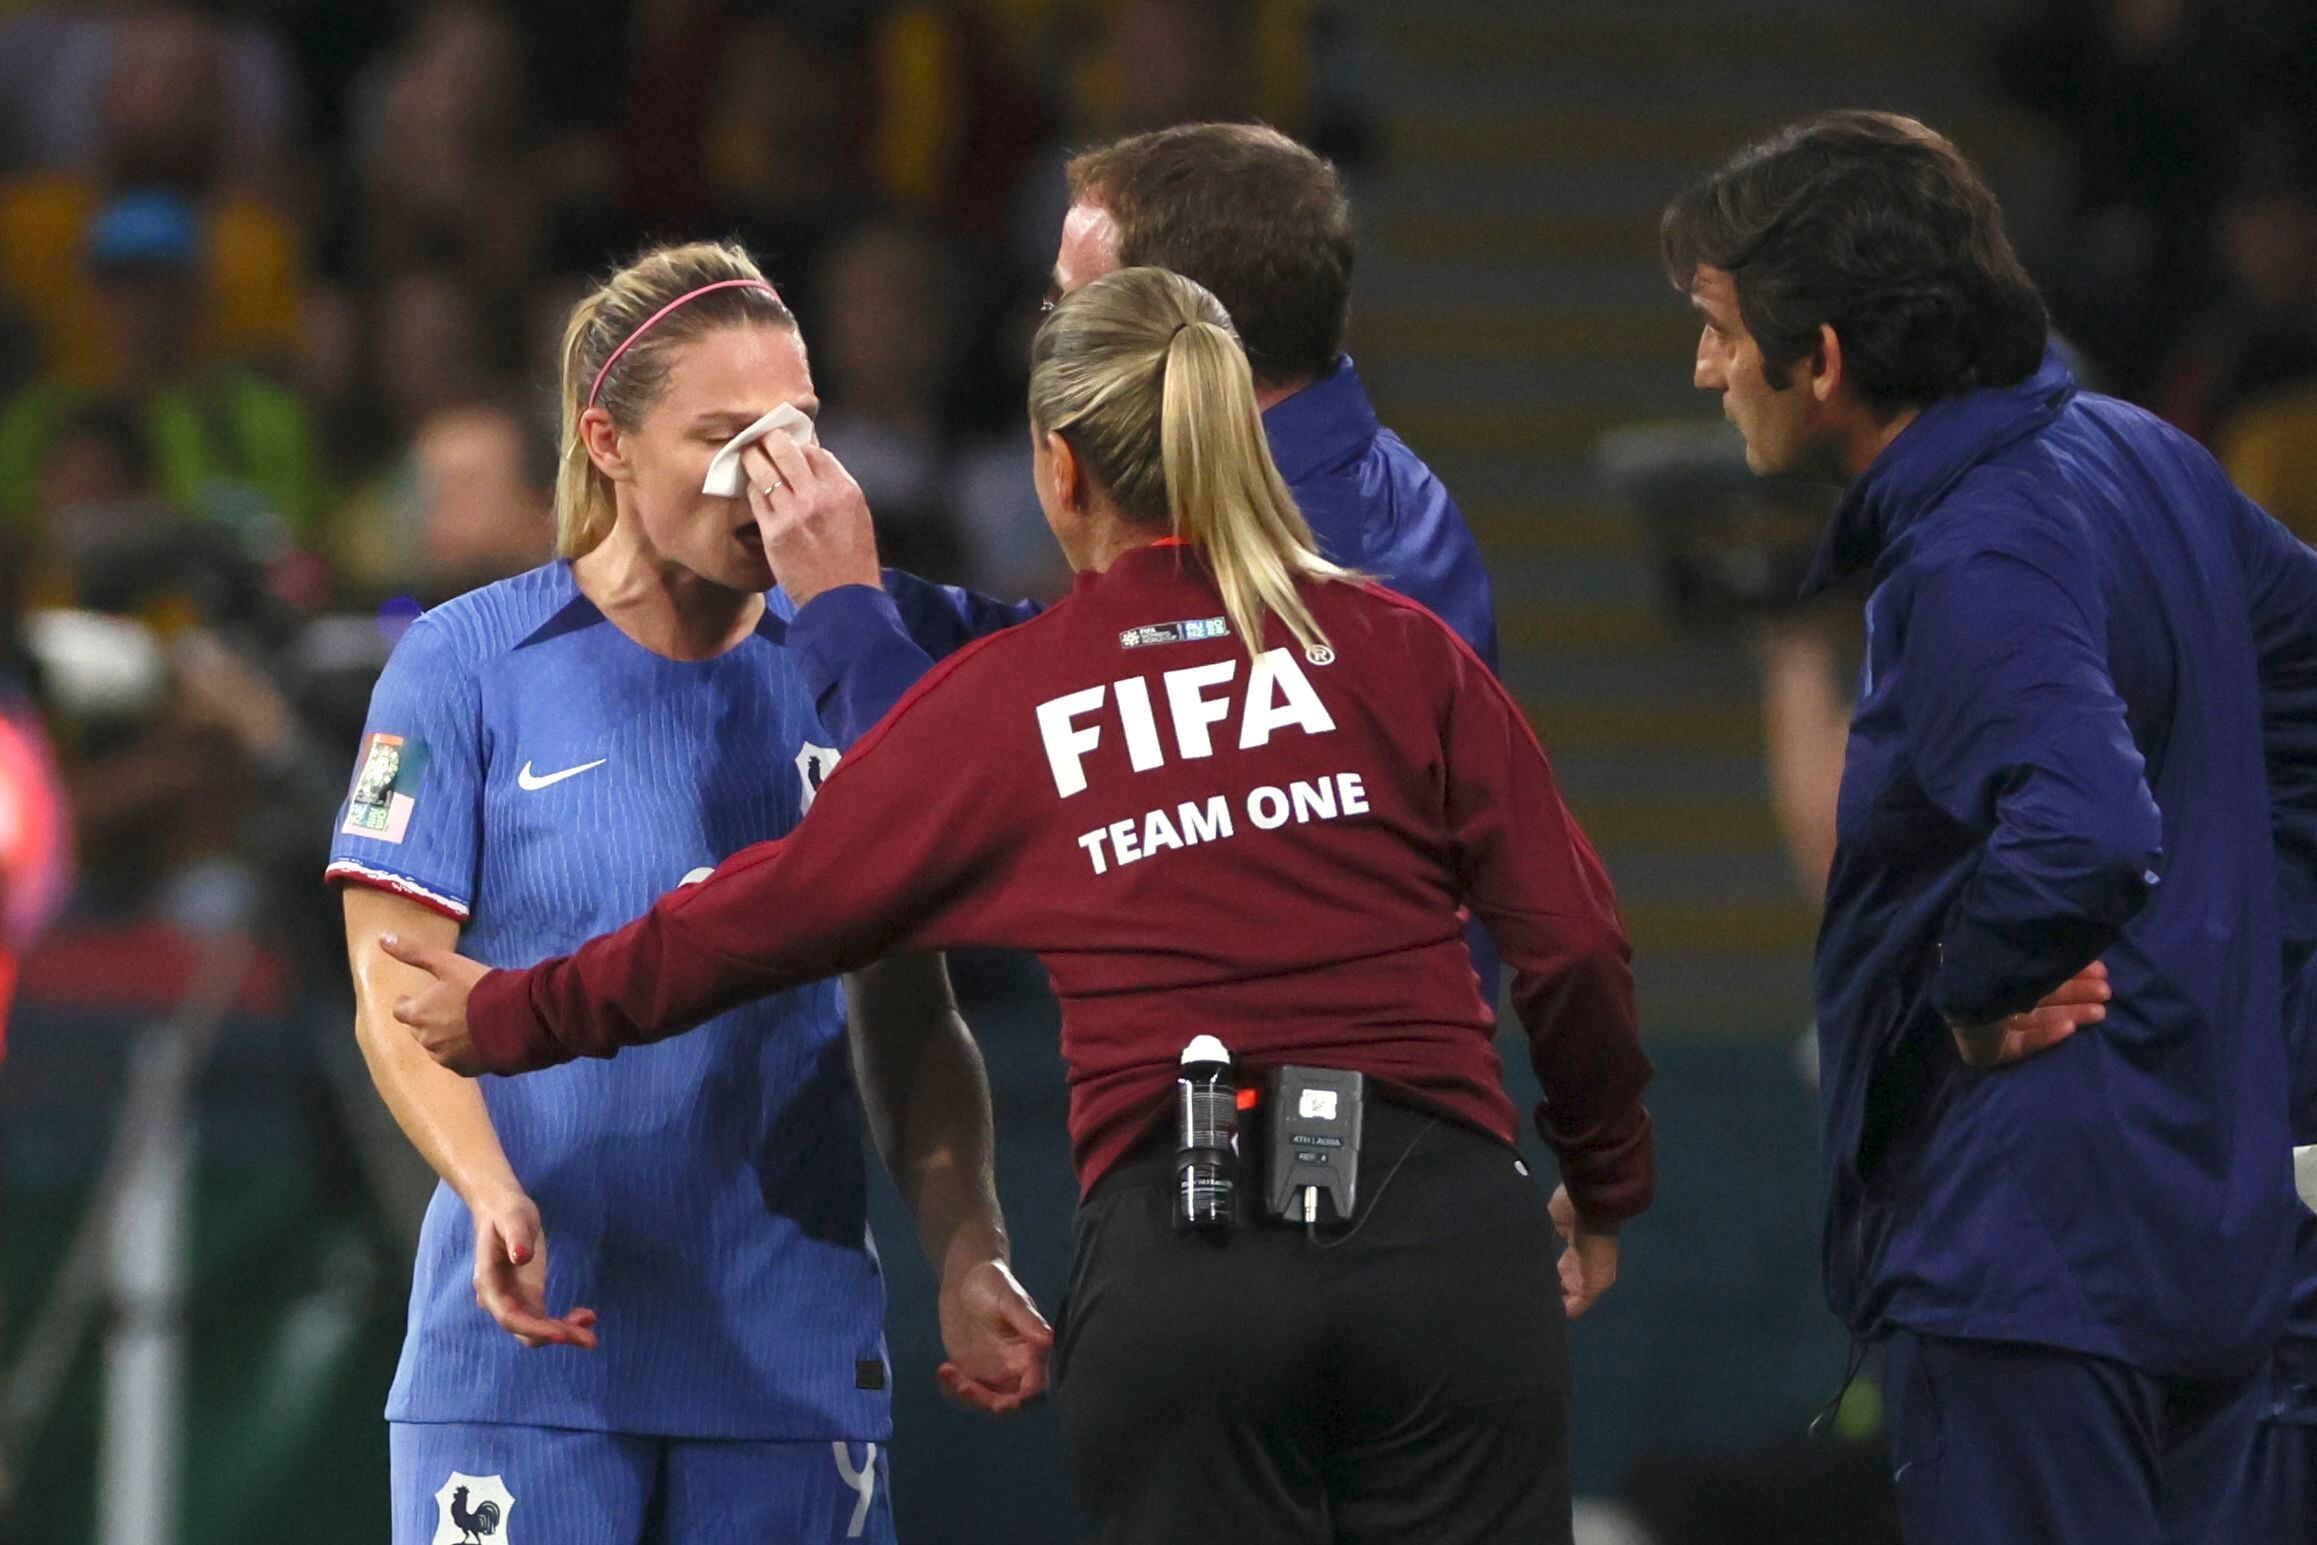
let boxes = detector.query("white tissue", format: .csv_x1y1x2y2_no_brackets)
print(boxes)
702,404,818,497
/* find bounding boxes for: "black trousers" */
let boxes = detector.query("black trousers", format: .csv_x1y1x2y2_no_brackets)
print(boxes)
1054,1099,1573,1545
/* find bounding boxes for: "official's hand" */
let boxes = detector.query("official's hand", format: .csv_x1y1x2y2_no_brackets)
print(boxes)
1950,961,2109,1070
467,1186,598,1350
382,933,492,1075
742,437,882,608
1549,1184,1619,1319
934,1258,1053,1416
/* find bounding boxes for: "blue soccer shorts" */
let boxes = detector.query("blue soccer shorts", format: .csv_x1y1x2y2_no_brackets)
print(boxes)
390,1421,895,1545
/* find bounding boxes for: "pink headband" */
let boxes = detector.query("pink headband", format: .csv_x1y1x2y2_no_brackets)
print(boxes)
587,278,781,409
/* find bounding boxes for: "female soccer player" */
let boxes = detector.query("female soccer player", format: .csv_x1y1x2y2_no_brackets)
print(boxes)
330,241,1048,1545
390,265,1655,1545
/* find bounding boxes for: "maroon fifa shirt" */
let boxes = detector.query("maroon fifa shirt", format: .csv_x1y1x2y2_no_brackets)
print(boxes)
469,545,1655,1221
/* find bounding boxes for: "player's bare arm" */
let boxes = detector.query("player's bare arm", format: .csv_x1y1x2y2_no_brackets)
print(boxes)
383,927,489,1074
847,954,1052,1417
349,890,595,1349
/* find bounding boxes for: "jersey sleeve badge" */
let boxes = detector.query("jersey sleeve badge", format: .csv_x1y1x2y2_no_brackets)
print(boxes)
341,732,429,844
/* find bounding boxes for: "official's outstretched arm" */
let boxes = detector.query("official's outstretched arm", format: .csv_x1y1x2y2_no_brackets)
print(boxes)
468,633,1029,1074
1430,616,1655,1227
1900,548,2163,1029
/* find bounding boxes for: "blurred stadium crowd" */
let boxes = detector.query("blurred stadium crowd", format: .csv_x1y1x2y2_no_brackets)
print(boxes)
1985,0,2317,515
0,0,1381,945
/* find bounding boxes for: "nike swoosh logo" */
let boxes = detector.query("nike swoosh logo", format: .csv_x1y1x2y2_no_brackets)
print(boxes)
517,758,607,791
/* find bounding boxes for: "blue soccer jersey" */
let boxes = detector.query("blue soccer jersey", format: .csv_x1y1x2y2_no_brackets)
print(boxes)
327,562,887,1441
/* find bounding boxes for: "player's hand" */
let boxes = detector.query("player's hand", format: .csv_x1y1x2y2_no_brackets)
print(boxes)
742,436,882,608
1549,1184,1620,1320
466,1186,598,1350
382,933,492,1075
1950,961,2109,1070
935,1257,1052,1417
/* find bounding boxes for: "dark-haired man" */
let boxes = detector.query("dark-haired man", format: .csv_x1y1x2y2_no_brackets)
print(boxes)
1043,125,1495,665
1664,109,2317,1544
774,122,1497,725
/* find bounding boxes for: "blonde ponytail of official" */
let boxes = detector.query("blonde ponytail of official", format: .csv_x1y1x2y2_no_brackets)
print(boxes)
552,242,795,559
1028,266,1351,656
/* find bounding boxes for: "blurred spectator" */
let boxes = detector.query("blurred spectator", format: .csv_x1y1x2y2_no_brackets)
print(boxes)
2158,129,2317,444
331,399,553,606
0,190,326,541
1097,0,1259,135
865,1,1050,242
955,423,1073,599
0,531,71,1062
0,5,306,385
347,0,542,299
307,264,517,485
12,405,296,921
617,0,747,229
952,280,1074,598
1054,0,1341,141
0,5,108,176
709,11,882,299
0,2,297,184
1988,0,2317,399
485,0,837,271
814,216,972,576
1988,0,2229,396
2218,383,2317,544
372,268,509,449
13,395,155,612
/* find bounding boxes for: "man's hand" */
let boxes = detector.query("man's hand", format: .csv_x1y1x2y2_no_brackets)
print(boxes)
742,437,882,608
1950,960,2109,1069
1549,1184,1619,1319
467,1186,599,1350
382,933,492,1074
934,1257,1053,1416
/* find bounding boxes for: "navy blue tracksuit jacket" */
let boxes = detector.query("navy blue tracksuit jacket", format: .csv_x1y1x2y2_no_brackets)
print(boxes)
1804,346,2317,1381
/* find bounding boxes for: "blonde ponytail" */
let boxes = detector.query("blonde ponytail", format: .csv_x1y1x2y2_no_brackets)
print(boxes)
1030,266,1351,656
1157,319,1338,654
552,289,618,558
551,242,794,559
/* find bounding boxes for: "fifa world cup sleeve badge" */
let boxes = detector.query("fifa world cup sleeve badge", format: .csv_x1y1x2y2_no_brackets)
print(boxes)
342,732,429,845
